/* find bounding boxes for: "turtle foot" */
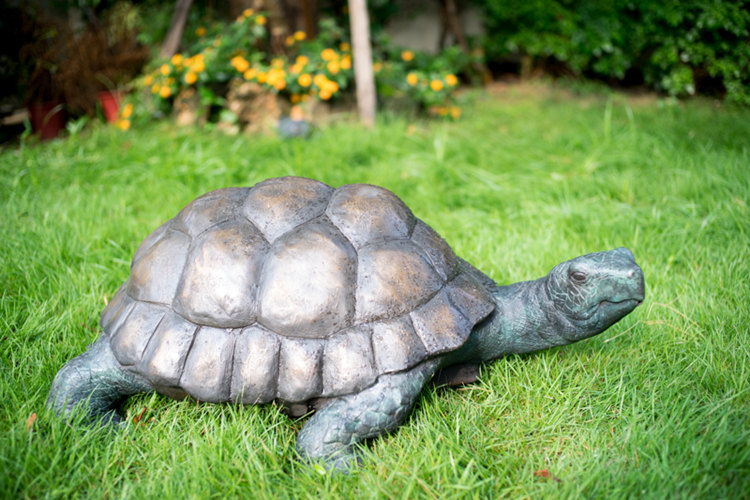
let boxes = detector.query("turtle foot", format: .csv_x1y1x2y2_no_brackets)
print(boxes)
295,360,439,472
47,337,152,425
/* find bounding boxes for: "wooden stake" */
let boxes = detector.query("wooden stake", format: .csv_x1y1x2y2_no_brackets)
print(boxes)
348,0,376,127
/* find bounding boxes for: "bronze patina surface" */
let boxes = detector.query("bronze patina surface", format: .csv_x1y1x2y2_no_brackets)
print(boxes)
48,176,645,471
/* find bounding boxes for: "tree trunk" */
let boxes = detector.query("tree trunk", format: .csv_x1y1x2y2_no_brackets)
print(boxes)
348,0,376,127
438,0,491,82
441,0,469,52
160,0,193,60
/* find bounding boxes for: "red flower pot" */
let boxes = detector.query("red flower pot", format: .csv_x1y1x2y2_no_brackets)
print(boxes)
28,101,67,140
97,91,122,123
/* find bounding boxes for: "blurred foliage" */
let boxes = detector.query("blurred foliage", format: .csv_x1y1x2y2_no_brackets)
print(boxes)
375,46,469,117
16,1,147,115
119,10,471,131
477,0,750,104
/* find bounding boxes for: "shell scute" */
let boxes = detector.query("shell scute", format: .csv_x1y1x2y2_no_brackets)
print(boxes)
355,240,443,324
410,290,472,355
277,337,324,401
128,228,190,304
131,220,171,265
231,325,280,404
322,326,377,397
139,311,198,389
258,218,356,338
180,326,235,402
446,273,496,326
241,177,333,242
110,301,167,366
173,187,249,237
371,316,427,374
411,220,459,281
327,183,416,248
174,219,267,328
101,284,131,333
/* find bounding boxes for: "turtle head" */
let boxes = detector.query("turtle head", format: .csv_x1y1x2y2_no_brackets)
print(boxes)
545,247,645,342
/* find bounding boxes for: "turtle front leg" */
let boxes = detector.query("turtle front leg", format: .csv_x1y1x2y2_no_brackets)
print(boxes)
47,337,153,425
296,360,439,471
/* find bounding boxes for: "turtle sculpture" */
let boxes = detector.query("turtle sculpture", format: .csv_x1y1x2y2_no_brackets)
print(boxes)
48,176,645,470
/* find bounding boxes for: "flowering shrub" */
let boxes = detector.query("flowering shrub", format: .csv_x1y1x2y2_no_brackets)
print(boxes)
375,45,471,117
140,9,267,107
389,48,466,117
114,102,134,131
230,29,353,103
126,12,470,130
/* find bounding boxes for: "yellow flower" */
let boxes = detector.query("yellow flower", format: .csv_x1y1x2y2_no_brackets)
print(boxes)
256,72,267,83
151,84,160,94
271,58,284,68
115,119,130,131
296,55,309,66
450,106,461,119
184,71,198,84
160,64,171,76
159,86,172,98
267,68,286,87
445,74,458,86
327,60,340,74
339,42,350,52
290,94,301,104
298,73,312,87
286,36,295,47
232,56,250,73
313,73,328,88
191,60,206,73
294,31,306,41
401,50,414,61
243,8,254,17
195,27,206,37
243,68,257,80
430,79,444,91
143,75,154,85
171,54,183,66
373,62,383,73
324,80,339,94
121,103,134,119
319,89,332,100
256,15,266,25
321,48,337,61
341,56,351,70
406,73,418,86
290,63,302,75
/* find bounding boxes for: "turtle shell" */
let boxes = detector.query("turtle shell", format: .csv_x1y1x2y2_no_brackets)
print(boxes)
102,177,495,404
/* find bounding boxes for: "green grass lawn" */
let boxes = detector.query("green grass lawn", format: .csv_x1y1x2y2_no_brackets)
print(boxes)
1,83,748,498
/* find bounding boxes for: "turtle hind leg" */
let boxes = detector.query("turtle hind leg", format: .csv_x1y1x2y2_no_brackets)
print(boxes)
295,360,439,472
47,337,153,425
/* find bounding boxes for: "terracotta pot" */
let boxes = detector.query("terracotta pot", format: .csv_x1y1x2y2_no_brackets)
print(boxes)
97,90,122,123
28,101,67,140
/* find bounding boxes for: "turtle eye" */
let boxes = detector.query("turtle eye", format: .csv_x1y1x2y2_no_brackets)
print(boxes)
570,271,587,283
